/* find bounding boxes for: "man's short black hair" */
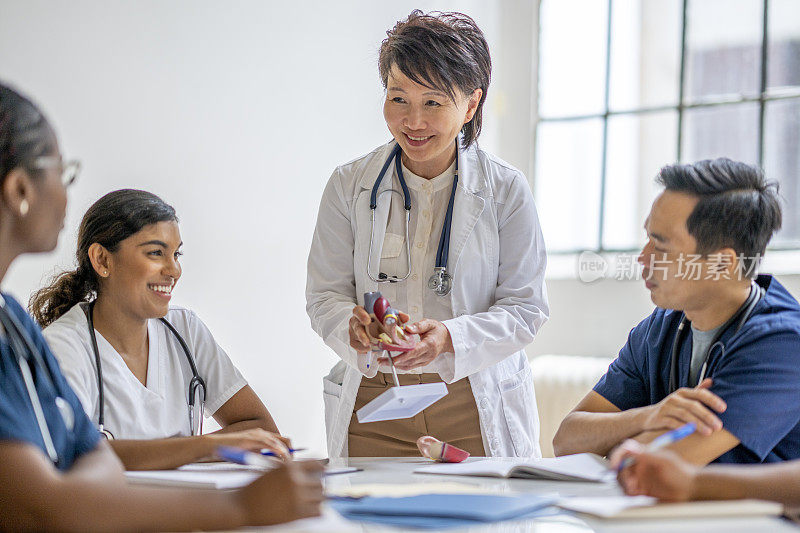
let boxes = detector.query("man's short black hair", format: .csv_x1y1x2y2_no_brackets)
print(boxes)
656,158,782,278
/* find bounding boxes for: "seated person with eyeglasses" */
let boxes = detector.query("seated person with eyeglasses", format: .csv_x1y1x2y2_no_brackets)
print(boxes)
0,82,322,531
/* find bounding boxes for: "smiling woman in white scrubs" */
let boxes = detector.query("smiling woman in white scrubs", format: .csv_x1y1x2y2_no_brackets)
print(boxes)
307,10,549,458
30,189,289,470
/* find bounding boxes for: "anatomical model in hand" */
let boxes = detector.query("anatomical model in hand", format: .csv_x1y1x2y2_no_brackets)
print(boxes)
363,291,416,352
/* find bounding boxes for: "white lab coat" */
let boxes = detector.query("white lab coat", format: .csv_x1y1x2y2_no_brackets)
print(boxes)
306,139,549,458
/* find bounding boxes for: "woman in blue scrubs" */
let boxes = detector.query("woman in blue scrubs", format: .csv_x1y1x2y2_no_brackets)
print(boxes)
0,82,322,530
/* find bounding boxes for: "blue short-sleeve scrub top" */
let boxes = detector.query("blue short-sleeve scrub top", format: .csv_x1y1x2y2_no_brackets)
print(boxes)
0,294,99,470
594,275,800,464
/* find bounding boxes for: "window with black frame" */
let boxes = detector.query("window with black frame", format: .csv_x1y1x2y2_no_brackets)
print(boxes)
535,0,800,255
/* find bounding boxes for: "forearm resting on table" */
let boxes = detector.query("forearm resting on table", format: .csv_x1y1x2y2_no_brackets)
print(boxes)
0,442,244,533
553,407,649,457
38,472,241,532
693,461,800,505
631,429,740,466
110,437,219,470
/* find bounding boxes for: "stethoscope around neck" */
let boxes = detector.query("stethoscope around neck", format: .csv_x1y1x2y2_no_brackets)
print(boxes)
85,300,206,439
0,295,62,465
367,141,459,297
667,281,764,393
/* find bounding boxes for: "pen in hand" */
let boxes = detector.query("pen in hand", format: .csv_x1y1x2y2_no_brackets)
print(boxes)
615,422,696,473
261,447,306,457
217,445,280,469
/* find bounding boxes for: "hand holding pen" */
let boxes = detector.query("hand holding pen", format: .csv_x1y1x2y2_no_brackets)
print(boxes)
204,428,293,459
607,425,701,502
262,447,306,458
611,422,697,472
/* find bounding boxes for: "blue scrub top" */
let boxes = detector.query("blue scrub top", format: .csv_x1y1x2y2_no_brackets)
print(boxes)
0,294,99,470
594,275,800,464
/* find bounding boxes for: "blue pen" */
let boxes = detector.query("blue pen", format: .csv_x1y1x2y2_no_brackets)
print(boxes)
217,445,278,469
616,422,696,472
261,447,306,457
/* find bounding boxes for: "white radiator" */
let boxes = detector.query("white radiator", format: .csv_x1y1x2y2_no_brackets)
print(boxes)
531,354,614,458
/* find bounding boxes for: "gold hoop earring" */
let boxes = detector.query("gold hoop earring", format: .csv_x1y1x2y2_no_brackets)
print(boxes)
19,199,29,217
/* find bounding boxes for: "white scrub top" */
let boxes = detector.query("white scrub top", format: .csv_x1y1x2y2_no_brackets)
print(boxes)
43,304,247,440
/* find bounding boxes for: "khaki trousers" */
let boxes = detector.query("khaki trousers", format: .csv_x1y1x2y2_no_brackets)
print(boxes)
348,372,486,457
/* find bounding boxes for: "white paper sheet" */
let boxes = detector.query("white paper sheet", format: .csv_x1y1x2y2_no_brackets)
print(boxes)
558,496,783,519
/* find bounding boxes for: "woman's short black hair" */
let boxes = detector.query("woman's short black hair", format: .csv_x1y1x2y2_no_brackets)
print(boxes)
379,10,491,148
656,158,782,278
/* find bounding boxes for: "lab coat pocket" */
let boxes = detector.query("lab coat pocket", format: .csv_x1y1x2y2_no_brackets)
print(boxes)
322,375,343,435
381,233,404,258
499,365,536,457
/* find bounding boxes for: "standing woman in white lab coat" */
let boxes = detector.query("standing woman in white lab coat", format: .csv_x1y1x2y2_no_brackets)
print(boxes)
306,10,549,458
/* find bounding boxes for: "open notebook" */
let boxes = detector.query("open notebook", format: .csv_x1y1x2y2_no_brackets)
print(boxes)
125,463,359,489
415,454,613,482
126,463,262,489
558,496,783,519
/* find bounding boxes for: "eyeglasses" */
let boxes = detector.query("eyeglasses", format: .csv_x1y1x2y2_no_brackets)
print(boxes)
31,156,81,187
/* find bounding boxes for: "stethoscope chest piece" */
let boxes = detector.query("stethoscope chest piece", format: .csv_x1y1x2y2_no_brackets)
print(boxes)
428,267,453,297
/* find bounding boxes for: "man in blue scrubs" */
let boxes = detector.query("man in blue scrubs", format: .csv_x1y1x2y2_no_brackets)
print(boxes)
553,158,800,465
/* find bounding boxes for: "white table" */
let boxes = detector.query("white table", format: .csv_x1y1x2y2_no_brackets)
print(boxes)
260,457,800,532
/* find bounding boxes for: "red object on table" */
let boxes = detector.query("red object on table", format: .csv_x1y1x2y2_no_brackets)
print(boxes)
440,442,470,463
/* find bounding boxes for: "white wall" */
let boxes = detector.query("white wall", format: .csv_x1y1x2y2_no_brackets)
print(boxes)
0,0,535,455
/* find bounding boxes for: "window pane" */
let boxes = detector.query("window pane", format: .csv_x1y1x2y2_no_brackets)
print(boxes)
767,0,800,91
684,0,762,101
535,119,603,252
681,103,759,164
765,98,800,247
539,0,608,117
609,0,682,111
603,112,678,250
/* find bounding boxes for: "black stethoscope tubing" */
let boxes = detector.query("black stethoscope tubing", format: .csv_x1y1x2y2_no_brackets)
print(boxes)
86,301,206,439
369,141,459,295
668,282,764,393
0,296,61,464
